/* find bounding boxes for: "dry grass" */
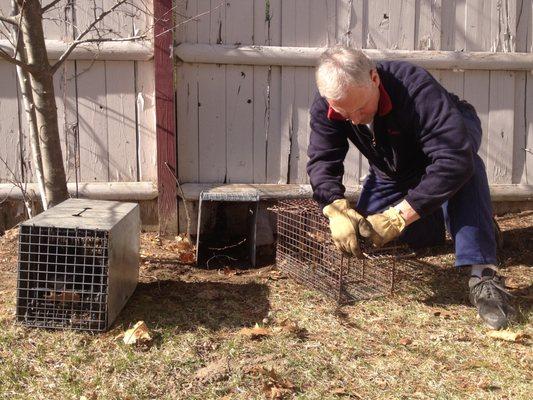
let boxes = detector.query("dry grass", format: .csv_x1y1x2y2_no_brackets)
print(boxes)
0,212,531,400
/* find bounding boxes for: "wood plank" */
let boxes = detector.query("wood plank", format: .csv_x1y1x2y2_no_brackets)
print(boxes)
225,65,254,182
487,71,515,184
464,71,490,165
225,0,253,182
513,71,527,184
526,72,533,184
439,69,465,99
136,60,157,182
279,0,297,184
367,0,390,49
288,0,311,183
465,0,494,51
265,66,282,183
154,0,178,232
417,0,441,50
77,61,108,182
455,0,467,51
336,0,365,47
176,63,199,182
106,61,137,181
197,65,227,182
102,0,134,37
253,0,281,183
389,0,416,50
0,62,21,183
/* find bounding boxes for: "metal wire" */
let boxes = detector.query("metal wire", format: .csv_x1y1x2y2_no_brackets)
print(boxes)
16,225,109,332
271,199,415,304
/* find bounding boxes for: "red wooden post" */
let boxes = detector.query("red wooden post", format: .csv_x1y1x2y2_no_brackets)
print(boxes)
154,0,177,233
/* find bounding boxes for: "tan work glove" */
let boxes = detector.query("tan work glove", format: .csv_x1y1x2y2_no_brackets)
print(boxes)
323,199,370,256
364,207,406,247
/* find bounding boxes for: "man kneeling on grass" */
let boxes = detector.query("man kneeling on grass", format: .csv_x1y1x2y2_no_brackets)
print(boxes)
307,46,515,330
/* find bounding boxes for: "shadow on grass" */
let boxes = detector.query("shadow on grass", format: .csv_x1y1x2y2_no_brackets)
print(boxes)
116,279,270,332
395,224,532,322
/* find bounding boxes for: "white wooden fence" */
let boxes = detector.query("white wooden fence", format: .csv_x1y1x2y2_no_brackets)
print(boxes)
175,0,533,188
0,0,532,195
0,0,156,187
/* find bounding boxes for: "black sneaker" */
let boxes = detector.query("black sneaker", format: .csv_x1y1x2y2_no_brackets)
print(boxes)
469,269,515,330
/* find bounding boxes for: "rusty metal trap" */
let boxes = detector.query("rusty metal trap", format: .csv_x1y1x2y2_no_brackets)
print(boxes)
16,199,140,332
270,199,416,304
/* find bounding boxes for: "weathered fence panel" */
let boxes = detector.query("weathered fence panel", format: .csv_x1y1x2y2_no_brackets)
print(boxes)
0,0,155,186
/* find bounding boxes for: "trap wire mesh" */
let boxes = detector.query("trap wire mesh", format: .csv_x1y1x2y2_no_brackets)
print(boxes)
271,199,415,304
16,199,140,332
17,227,109,331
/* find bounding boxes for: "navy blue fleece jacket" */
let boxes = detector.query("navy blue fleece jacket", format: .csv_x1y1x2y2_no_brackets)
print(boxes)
306,60,475,217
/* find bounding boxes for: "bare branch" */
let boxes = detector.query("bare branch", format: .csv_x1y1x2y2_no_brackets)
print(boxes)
42,0,63,14
51,0,131,72
0,12,18,26
0,45,33,71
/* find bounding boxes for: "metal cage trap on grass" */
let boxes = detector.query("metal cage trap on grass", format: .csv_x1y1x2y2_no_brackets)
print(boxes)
16,199,140,332
271,199,416,304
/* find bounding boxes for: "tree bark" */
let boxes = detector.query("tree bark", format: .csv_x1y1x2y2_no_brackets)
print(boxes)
11,0,47,210
18,0,68,207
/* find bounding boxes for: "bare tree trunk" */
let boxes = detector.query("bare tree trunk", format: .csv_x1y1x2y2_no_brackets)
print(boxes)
18,0,67,207
11,0,47,210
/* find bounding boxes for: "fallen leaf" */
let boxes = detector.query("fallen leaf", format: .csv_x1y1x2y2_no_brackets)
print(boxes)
178,250,196,264
487,330,527,342
238,324,271,340
399,337,413,346
268,270,285,281
194,359,228,383
123,321,153,345
259,367,295,399
44,291,81,303
273,319,308,339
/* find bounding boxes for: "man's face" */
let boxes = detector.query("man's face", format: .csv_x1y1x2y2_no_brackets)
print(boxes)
327,70,381,125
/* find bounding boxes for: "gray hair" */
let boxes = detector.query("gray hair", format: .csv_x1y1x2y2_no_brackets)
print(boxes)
315,46,376,100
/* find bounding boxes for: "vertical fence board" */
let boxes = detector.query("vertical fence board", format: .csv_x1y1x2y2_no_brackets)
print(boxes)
177,0,199,182
390,0,416,50
137,60,157,182
526,72,533,184
464,71,490,164
225,0,254,182
367,0,389,48
253,0,282,183
197,0,226,182
487,71,515,183
417,0,441,50
0,62,21,183
106,61,137,181
77,61,109,182
279,0,296,184
513,71,527,183
336,0,365,48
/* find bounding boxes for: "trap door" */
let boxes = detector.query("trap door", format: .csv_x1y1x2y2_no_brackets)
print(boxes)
196,189,260,268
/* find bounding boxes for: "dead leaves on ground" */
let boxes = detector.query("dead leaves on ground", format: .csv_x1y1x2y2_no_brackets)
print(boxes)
121,321,153,346
237,318,308,341
258,367,296,399
238,324,272,340
487,329,528,342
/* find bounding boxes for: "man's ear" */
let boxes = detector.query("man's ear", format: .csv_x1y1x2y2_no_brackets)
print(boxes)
370,69,380,87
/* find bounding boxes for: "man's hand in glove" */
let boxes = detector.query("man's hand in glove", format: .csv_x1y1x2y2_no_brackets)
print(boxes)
323,199,371,256
364,200,419,247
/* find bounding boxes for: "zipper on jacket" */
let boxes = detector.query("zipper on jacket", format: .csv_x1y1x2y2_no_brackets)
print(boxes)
351,123,376,147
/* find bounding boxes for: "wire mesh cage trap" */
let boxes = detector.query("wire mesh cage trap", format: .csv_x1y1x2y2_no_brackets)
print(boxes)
16,199,140,332
271,199,415,304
